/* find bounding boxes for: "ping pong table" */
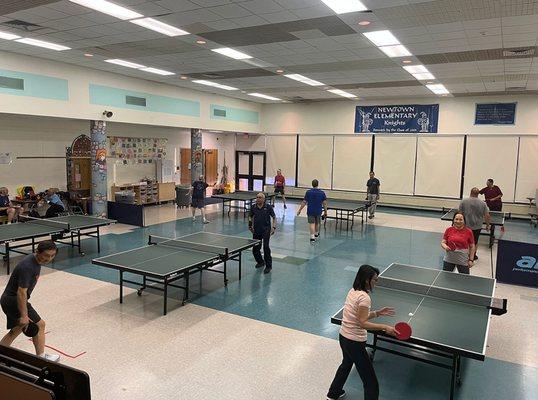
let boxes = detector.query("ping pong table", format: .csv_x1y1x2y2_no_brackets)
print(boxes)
212,191,276,218
324,199,371,230
441,208,505,248
331,263,507,400
92,232,259,315
1,215,115,274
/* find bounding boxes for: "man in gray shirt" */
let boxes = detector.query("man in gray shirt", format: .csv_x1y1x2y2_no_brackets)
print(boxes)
458,187,491,260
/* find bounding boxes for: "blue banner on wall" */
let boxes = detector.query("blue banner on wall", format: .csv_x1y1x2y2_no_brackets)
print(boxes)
475,103,516,125
496,239,538,288
355,104,439,133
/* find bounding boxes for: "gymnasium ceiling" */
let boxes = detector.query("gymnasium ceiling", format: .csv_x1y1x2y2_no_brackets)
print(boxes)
1,0,538,103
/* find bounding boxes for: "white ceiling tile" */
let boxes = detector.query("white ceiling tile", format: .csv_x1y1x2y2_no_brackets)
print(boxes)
240,0,285,15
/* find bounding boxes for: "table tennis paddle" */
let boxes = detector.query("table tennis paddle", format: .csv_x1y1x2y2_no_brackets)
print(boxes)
395,322,412,340
23,321,39,338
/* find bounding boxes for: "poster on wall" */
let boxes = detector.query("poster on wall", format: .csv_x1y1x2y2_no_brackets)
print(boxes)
108,136,167,165
354,104,439,133
475,103,516,125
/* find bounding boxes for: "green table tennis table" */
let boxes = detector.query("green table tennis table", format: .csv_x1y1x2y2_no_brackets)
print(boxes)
441,208,506,248
212,191,275,218
0,215,115,274
331,263,507,400
324,199,371,230
92,232,259,315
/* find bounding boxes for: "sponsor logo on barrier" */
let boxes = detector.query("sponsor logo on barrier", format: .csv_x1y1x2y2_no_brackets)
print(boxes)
514,256,538,273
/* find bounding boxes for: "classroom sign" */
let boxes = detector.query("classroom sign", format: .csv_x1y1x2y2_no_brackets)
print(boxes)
355,104,439,133
475,103,516,125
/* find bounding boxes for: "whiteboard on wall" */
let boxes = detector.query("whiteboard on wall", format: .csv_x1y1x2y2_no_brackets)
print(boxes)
266,135,297,186
515,136,538,202
464,136,519,202
333,136,372,191
298,136,333,189
415,136,464,198
374,136,417,195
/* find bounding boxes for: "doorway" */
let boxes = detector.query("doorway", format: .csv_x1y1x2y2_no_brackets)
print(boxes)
180,148,219,185
235,151,266,192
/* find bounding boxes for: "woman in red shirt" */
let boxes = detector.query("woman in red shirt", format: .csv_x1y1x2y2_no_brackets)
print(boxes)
441,211,476,274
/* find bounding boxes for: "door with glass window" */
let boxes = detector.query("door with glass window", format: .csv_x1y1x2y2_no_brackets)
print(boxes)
235,151,266,191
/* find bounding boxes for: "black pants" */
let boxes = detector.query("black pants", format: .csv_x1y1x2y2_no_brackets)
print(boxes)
45,203,64,218
252,230,272,268
328,335,379,400
443,261,469,274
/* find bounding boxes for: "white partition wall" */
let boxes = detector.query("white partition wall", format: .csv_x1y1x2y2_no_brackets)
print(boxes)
464,136,519,202
266,135,297,186
415,136,464,198
515,136,538,202
374,136,417,195
298,135,333,188
332,136,372,191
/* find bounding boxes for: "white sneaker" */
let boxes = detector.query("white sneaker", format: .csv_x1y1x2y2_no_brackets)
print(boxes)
192,216,196,222
42,353,60,362
203,219,210,224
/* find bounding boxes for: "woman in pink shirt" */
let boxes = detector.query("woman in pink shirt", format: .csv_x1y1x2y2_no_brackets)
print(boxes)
327,265,398,400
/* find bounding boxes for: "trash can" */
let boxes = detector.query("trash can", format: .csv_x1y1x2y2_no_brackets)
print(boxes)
175,185,190,208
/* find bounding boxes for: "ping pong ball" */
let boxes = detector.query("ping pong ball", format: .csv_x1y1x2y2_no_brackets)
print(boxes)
408,313,414,316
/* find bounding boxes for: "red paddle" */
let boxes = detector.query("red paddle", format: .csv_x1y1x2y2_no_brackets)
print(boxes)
395,322,412,340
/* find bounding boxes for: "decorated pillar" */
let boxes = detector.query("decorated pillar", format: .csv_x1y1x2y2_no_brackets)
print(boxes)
191,128,203,183
90,120,108,217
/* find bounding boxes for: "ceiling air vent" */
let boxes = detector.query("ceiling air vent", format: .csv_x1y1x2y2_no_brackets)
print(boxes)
0,76,24,90
1,20,45,32
213,108,226,117
126,95,147,107
503,48,535,57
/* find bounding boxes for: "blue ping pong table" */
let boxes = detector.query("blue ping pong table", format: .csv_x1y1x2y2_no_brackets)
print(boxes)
324,199,371,230
92,232,259,315
0,215,115,274
331,263,507,400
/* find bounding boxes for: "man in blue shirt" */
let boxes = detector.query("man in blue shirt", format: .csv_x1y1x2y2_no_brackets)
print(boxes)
43,189,65,218
296,179,327,243
249,193,276,274
189,175,210,224
366,172,380,219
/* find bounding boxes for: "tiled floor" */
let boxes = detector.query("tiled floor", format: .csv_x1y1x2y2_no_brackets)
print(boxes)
1,201,537,399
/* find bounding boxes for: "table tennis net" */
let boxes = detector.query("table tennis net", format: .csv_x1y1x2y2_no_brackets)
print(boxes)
19,215,70,230
149,235,228,255
378,276,492,308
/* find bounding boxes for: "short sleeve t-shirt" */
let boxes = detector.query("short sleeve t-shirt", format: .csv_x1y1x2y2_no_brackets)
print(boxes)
47,193,65,209
0,195,10,207
458,197,488,230
367,178,380,195
191,181,209,199
249,203,275,234
340,289,371,342
443,226,474,266
479,186,503,211
274,175,285,187
304,188,327,216
2,254,41,299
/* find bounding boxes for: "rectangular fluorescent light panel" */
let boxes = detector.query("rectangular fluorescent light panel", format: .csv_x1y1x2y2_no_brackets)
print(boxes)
379,45,411,57
284,74,324,86
192,80,238,91
131,18,188,36
0,31,21,40
105,59,146,69
412,72,435,80
15,38,70,51
328,89,357,98
403,65,429,74
212,47,252,60
426,84,449,95
140,67,175,76
320,0,368,14
249,93,281,101
69,0,142,20
363,30,400,47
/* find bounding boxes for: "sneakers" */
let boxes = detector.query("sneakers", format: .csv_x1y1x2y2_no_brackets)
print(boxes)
327,390,346,400
203,219,210,224
255,262,265,269
310,238,316,244
263,266,272,274
368,215,374,219
315,232,320,238
474,255,478,261
192,216,196,222
42,353,60,362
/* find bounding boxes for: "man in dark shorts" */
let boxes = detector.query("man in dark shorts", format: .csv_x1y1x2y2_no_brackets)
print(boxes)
296,179,327,243
273,169,287,209
190,175,210,224
0,241,60,362
366,172,380,219
479,179,503,211
249,193,276,274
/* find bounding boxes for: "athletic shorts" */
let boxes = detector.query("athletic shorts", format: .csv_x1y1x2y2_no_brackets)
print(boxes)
0,209,8,216
274,187,285,195
191,198,205,209
1,295,41,330
307,215,321,224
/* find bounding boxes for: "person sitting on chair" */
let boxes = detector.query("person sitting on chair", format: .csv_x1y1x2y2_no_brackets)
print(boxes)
42,189,65,218
0,187,21,223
